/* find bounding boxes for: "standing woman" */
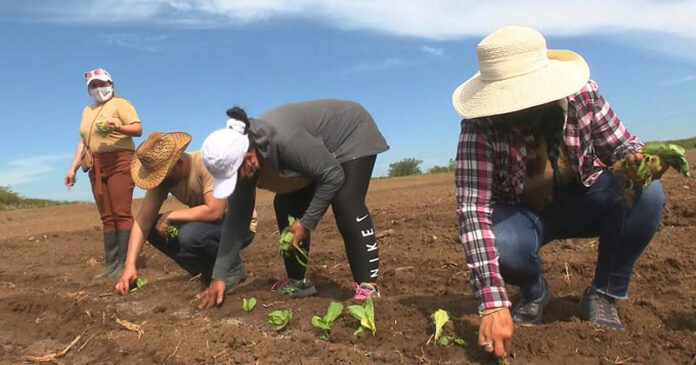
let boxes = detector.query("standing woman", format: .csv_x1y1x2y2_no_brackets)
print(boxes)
196,100,388,308
64,68,143,278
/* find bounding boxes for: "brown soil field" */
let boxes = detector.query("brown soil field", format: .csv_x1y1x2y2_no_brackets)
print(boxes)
1,151,695,364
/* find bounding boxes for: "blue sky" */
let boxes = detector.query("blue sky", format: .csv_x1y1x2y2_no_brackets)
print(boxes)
1,0,695,201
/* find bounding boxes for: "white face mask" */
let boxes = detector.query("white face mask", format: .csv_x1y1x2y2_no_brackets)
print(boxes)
89,85,114,102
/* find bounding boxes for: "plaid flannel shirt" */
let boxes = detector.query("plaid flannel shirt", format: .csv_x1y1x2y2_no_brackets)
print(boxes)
455,80,643,311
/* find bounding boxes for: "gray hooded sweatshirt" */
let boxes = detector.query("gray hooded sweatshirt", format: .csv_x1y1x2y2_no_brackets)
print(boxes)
212,99,389,280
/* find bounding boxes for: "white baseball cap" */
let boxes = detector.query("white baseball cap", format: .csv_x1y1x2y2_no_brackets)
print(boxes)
84,68,113,86
201,127,250,199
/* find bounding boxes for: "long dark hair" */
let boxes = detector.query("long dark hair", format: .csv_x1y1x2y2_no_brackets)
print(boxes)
539,102,566,200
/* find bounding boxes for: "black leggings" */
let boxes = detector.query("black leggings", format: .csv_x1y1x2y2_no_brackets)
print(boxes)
273,155,379,283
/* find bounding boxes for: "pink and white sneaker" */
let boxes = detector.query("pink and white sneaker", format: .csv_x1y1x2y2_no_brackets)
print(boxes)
351,282,380,300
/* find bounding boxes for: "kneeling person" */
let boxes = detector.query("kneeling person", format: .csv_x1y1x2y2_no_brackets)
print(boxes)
115,132,256,296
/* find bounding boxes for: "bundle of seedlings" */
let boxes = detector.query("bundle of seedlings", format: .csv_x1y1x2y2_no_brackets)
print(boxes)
611,142,690,207
278,216,309,267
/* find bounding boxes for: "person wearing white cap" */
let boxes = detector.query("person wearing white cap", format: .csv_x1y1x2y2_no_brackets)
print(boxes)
452,26,666,358
63,68,143,279
197,101,388,308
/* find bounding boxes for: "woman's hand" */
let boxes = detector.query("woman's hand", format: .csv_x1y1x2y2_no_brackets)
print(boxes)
197,279,226,308
105,120,119,134
64,170,76,188
478,307,513,359
115,265,138,296
155,212,172,237
624,152,669,182
287,220,308,247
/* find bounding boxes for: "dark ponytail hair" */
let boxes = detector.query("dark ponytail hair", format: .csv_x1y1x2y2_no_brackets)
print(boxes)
539,102,566,200
226,106,250,134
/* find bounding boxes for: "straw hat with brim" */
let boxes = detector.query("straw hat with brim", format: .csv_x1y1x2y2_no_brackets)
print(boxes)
131,131,192,190
452,25,590,119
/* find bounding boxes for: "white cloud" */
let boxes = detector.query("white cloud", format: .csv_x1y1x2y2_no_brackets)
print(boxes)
0,153,73,187
20,0,696,41
98,33,170,52
663,75,696,85
340,58,407,74
421,46,444,57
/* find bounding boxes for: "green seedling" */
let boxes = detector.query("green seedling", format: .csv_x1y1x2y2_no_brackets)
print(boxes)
242,297,256,312
431,309,449,341
128,278,148,293
497,353,510,365
95,120,111,137
347,297,376,336
166,224,180,239
311,301,344,340
278,216,309,268
431,309,467,347
268,309,292,331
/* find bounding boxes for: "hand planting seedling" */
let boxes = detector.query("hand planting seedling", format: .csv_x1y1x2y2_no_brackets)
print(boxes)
311,301,343,340
278,216,309,268
347,297,376,336
95,120,112,137
242,297,256,312
431,309,467,347
128,278,148,293
268,309,292,331
611,142,691,207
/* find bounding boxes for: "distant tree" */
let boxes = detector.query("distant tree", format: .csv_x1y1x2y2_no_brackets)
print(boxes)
428,159,456,174
388,158,423,177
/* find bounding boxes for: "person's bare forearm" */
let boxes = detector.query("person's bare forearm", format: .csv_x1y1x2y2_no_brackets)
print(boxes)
116,122,142,137
167,205,224,223
125,210,157,267
68,140,84,173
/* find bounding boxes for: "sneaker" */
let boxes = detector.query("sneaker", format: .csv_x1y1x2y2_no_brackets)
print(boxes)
351,282,380,300
579,287,625,330
223,261,247,294
278,278,317,298
511,278,551,325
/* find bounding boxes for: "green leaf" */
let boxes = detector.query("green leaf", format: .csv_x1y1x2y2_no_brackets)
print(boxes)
242,297,256,312
453,338,467,347
311,316,331,331
166,224,179,239
642,142,690,178
323,301,343,324
364,297,376,334
437,336,451,346
129,278,148,293
347,304,366,321
268,309,292,331
430,309,450,341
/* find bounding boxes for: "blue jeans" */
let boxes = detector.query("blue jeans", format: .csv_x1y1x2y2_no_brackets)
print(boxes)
493,171,664,301
148,218,254,278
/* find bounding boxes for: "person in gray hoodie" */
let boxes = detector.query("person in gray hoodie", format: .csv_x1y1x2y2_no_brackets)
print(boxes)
196,99,389,308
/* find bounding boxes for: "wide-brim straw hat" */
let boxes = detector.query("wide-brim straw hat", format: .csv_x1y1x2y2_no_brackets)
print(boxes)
452,25,590,119
131,131,192,190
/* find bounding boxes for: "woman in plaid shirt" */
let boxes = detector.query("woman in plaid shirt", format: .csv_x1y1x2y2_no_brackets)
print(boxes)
452,26,666,358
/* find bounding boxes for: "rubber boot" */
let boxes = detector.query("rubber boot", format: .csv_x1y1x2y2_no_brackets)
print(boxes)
94,231,119,279
108,230,131,278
